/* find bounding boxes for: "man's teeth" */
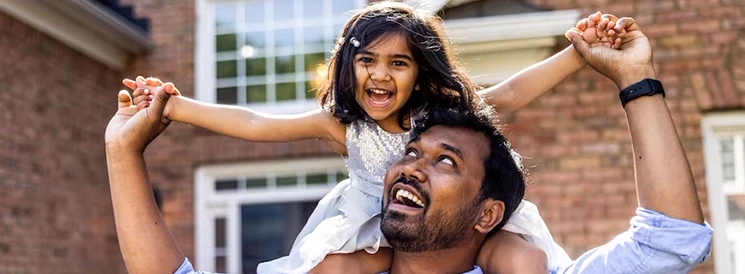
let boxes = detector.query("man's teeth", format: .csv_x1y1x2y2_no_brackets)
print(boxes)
395,189,425,208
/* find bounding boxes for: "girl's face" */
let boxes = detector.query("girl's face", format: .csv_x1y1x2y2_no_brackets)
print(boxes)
353,33,419,129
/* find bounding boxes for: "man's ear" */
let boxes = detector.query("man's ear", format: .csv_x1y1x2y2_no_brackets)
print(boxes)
474,199,505,234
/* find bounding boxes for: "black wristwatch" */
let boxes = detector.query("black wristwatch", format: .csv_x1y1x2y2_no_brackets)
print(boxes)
618,78,665,108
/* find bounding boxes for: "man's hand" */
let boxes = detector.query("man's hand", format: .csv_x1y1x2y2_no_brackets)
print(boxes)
105,83,175,153
567,16,655,89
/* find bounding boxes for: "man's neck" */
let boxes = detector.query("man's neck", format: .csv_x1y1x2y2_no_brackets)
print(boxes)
389,243,480,274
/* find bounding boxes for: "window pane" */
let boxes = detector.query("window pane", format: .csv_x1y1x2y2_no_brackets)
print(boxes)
727,195,745,273
721,138,735,181
306,173,329,185
216,60,237,79
245,31,266,49
304,53,326,72
246,85,267,103
303,27,325,45
245,1,266,24
275,55,296,74
276,176,297,187
276,83,297,101
305,80,318,98
274,0,295,22
215,3,237,28
216,34,237,52
246,58,267,76
216,256,226,273
241,202,317,273
216,179,238,191
332,0,355,15
246,178,268,189
303,0,325,20
217,87,238,104
215,218,226,248
274,29,295,48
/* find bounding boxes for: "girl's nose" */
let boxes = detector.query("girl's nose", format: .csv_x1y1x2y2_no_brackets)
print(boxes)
370,64,392,82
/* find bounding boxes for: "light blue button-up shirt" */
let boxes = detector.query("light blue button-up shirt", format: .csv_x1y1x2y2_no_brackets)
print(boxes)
175,208,712,274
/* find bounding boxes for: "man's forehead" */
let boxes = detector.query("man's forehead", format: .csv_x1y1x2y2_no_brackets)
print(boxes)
410,125,490,155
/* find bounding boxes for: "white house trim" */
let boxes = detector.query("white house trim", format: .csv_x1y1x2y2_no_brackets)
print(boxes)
0,0,152,70
701,111,745,274
444,10,581,45
194,157,346,272
442,10,580,84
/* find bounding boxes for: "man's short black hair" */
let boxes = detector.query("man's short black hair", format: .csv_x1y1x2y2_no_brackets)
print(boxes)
413,103,527,234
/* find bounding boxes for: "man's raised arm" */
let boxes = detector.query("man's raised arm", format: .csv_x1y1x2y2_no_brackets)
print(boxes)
105,83,186,274
555,15,711,274
569,17,703,223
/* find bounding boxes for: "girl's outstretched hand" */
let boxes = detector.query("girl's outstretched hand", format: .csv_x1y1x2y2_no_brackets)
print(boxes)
122,76,181,111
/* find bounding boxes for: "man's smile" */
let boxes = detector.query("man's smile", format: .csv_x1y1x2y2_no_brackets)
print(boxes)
388,178,427,214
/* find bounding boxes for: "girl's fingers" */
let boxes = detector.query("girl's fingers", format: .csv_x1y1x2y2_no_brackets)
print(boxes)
146,77,164,86
122,79,137,90
131,87,151,98
136,97,151,110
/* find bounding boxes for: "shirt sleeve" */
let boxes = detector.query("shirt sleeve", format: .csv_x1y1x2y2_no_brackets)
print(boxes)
173,258,216,274
552,207,712,274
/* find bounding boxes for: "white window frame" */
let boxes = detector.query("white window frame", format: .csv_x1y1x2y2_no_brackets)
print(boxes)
194,157,346,273
195,0,365,114
702,112,745,274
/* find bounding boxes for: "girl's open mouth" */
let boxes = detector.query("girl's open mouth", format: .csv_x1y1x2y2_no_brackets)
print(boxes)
367,88,393,107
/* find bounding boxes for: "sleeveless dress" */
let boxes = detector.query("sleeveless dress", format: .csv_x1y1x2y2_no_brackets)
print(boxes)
256,118,570,273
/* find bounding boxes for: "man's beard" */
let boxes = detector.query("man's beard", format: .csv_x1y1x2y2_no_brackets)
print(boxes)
381,196,482,253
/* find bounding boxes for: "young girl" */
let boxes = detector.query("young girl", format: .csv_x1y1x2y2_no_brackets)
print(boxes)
127,3,618,273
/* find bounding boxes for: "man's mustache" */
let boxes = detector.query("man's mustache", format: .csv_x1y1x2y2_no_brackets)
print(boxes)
392,176,429,206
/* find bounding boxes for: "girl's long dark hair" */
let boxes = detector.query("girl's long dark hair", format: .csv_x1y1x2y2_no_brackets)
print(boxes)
315,1,481,130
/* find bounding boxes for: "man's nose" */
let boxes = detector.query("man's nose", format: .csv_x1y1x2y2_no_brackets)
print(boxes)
402,159,427,183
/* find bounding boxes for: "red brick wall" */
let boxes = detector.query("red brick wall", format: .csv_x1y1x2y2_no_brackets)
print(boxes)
0,12,126,274
117,0,738,273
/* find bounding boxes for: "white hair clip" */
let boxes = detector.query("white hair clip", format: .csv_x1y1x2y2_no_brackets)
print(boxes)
350,37,360,48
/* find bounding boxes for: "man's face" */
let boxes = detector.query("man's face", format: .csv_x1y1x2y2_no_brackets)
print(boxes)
381,125,490,252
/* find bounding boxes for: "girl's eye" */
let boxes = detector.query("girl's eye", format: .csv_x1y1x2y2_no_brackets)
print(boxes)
392,61,407,67
438,156,454,166
360,57,373,63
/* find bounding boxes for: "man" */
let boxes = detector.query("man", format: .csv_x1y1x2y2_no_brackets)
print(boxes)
105,15,711,274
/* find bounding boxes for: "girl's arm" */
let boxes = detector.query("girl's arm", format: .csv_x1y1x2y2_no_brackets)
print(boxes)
166,95,346,150
479,45,585,112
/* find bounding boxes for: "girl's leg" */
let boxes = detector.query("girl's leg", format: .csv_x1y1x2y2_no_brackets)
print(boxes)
309,248,393,274
477,230,547,274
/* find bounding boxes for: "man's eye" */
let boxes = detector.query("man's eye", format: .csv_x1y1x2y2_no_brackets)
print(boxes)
406,149,418,157
438,156,454,166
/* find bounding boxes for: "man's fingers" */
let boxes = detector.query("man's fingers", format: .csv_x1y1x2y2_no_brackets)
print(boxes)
148,86,172,119
162,82,181,95
614,17,639,33
118,90,133,109
567,29,591,58
123,79,137,90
